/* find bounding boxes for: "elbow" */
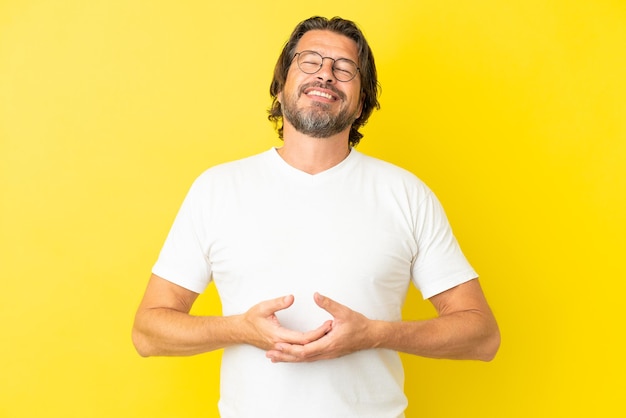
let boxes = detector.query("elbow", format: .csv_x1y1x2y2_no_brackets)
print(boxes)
131,327,156,358
477,324,501,362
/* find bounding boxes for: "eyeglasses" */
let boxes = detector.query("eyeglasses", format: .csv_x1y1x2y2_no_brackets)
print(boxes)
293,50,360,82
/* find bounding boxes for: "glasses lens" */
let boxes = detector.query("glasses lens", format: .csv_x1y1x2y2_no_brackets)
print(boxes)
296,51,359,82
333,59,358,81
297,52,323,74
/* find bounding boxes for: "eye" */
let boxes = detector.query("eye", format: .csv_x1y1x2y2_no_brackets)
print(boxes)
297,52,323,72
334,60,357,76
299,53,321,63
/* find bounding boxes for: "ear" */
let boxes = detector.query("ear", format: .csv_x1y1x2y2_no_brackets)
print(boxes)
277,91,283,104
356,92,365,119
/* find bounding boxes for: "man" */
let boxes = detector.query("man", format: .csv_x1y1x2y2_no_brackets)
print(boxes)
132,16,500,418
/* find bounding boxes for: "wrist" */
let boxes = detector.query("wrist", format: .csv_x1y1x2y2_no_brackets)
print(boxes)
227,313,249,346
368,319,390,350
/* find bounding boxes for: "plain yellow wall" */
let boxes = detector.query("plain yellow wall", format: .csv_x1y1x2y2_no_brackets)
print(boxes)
1,0,624,417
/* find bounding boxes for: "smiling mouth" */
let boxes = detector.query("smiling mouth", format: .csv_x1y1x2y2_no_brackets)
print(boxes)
301,83,342,102
306,90,335,100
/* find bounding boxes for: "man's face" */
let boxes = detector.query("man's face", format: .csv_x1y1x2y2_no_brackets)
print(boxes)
279,30,363,139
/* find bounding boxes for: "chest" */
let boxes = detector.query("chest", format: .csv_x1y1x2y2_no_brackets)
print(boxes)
204,180,418,323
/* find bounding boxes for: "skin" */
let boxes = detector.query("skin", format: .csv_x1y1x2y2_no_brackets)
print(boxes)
278,31,363,143
132,30,500,363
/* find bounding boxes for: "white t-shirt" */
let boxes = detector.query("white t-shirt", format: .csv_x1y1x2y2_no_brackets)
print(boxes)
153,148,477,418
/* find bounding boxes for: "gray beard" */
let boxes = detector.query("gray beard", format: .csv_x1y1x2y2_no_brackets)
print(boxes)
282,101,356,138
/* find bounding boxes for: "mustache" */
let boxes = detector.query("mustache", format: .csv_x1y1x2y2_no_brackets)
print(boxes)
298,82,345,100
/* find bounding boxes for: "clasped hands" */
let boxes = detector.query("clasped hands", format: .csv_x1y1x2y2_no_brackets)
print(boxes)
242,292,376,363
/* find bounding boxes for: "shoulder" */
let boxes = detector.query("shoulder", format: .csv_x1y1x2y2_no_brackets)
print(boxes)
190,149,273,188
352,150,431,193
201,149,272,177
171,150,276,206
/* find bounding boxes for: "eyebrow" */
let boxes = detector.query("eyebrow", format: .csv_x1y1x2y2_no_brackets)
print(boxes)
299,50,359,65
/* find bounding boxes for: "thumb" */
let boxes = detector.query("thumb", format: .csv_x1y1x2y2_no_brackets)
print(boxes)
314,292,341,315
260,294,294,315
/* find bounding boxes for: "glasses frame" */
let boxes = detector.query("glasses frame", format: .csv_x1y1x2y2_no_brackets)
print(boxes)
293,50,360,82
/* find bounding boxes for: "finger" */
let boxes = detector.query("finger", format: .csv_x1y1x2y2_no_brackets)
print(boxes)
266,348,307,363
274,319,332,345
267,338,330,363
266,344,309,363
258,294,294,316
266,348,297,363
314,292,344,316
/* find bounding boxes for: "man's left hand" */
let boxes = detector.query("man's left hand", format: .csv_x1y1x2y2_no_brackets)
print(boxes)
265,292,378,363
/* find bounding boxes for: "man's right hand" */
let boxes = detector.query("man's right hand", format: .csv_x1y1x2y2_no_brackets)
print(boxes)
239,295,332,351
132,275,331,357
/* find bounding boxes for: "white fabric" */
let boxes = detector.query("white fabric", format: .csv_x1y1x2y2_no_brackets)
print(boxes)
153,148,477,418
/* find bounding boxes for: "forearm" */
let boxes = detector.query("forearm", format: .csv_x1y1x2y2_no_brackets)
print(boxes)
132,290,332,358
372,309,500,361
132,308,245,357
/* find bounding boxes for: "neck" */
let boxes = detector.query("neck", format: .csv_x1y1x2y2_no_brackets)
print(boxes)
278,124,351,175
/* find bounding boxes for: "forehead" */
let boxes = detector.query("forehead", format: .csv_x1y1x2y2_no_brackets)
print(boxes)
296,30,359,61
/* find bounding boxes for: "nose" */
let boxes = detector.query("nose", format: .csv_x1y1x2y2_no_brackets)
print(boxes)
316,58,336,83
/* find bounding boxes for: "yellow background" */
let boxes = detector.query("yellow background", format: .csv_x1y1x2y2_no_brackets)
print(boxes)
1,0,624,417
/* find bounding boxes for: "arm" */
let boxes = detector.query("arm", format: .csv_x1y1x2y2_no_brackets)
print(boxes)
376,278,500,361
266,278,500,363
131,274,332,357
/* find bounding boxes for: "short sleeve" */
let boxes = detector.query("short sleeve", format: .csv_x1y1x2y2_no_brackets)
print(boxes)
152,179,212,294
411,191,477,299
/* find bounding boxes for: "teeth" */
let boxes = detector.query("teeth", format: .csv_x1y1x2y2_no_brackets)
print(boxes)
307,90,334,100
